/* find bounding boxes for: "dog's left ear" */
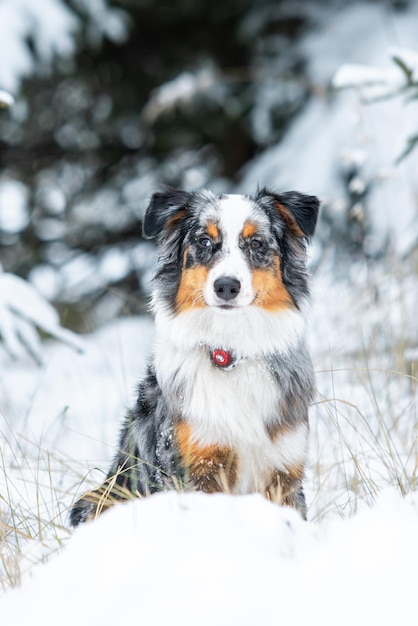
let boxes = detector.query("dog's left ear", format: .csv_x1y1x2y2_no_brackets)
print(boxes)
274,191,320,239
143,188,191,239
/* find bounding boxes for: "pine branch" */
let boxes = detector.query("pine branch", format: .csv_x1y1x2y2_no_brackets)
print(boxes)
395,133,418,164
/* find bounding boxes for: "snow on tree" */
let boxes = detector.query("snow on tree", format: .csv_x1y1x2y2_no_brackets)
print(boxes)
0,0,129,93
0,90,15,109
0,267,84,363
334,47,418,162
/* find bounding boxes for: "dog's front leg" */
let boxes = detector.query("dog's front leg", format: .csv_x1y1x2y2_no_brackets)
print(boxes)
264,467,307,520
175,421,238,493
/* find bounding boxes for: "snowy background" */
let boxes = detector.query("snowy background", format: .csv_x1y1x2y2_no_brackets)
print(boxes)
1,0,418,624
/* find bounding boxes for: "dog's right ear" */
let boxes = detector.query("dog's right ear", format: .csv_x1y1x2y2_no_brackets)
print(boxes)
142,188,191,239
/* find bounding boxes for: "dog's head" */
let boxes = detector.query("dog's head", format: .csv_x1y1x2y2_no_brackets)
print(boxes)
143,187,319,316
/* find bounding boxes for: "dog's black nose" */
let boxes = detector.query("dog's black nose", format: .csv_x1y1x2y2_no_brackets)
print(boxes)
214,276,241,301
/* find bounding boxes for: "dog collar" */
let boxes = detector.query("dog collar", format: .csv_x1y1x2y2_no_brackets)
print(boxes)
210,348,237,370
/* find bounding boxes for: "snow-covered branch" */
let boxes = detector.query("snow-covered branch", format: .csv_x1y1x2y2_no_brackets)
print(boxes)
0,269,84,364
333,47,418,162
333,47,418,100
141,65,223,125
0,0,129,94
0,89,15,109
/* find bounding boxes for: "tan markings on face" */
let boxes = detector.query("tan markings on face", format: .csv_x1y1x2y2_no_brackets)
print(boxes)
242,220,258,239
206,221,220,240
176,421,238,493
176,249,209,312
252,256,294,311
276,203,304,237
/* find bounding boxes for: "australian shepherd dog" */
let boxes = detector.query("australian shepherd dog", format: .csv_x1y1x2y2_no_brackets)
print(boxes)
70,187,319,526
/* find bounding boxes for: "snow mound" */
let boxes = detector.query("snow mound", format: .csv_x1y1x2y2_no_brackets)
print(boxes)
2,490,418,626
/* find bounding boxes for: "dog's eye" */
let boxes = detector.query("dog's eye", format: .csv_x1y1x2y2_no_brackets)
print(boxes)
250,238,264,250
198,236,212,249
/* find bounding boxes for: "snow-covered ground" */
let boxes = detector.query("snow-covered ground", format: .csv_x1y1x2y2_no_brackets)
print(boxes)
0,253,417,623
2,489,418,626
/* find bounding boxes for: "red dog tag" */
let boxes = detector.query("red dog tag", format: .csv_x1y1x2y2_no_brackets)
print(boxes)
210,349,235,369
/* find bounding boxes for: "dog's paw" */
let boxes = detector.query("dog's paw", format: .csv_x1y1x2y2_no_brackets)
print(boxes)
69,482,124,526
69,497,98,527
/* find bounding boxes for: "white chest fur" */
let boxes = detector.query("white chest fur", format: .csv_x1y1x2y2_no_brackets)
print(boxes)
157,342,282,446
153,320,309,488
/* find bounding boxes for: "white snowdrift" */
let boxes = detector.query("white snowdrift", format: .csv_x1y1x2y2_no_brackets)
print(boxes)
2,490,418,626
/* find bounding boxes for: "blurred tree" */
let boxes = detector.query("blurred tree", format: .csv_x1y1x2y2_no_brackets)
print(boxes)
0,0,317,330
